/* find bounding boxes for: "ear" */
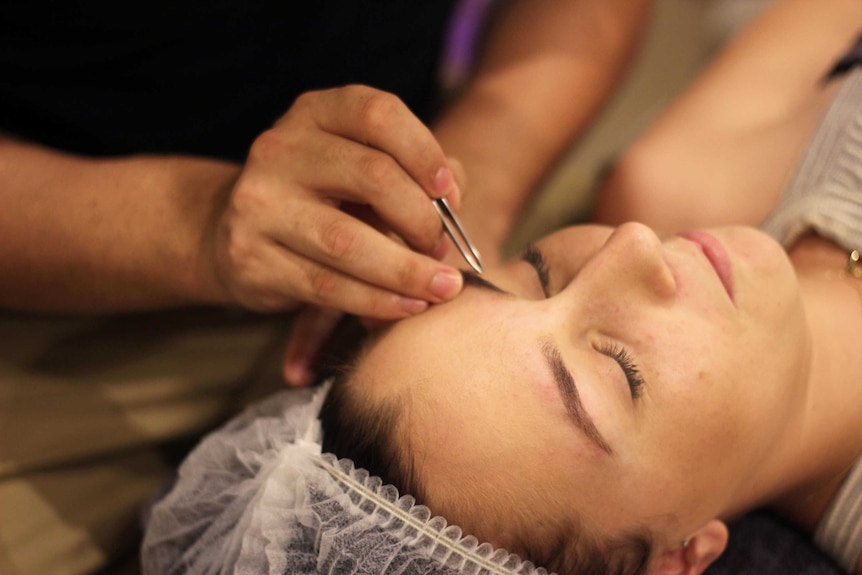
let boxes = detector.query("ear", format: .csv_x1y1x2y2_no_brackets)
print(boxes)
652,520,729,575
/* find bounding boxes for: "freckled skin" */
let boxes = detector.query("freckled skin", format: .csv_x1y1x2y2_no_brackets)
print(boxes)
357,223,810,545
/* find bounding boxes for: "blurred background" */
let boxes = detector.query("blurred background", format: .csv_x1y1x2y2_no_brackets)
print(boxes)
499,0,773,253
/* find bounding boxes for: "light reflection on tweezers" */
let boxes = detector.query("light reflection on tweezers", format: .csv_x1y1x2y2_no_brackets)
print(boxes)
432,197,484,274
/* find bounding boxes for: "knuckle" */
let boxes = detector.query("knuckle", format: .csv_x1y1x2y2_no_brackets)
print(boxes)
359,92,401,132
292,90,317,109
248,128,286,164
342,84,372,99
229,177,269,219
361,154,397,188
306,267,339,303
216,223,299,313
278,92,320,129
320,219,361,260
394,257,422,290
365,294,393,319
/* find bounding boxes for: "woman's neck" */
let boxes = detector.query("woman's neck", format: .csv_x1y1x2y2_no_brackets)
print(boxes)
766,234,862,533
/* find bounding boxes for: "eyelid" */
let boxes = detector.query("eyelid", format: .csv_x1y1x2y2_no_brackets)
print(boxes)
598,342,646,400
521,244,551,297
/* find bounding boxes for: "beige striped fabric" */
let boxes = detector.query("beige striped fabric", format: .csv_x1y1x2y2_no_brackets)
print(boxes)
761,68,862,573
0,309,289,574
815,459,862,573
761,68,862,252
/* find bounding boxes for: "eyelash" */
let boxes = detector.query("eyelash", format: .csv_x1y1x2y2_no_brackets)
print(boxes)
522,244,550,295
599,342,645,400
524,244,645,400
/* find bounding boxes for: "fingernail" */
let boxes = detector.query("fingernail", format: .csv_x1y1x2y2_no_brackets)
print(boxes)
429,270,462,301
432,166,453,197
401,297,429,315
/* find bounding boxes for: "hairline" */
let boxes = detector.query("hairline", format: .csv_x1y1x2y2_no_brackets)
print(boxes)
321,332,656,575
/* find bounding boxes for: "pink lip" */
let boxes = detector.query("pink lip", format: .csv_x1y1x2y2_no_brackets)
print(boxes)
678,230,735,303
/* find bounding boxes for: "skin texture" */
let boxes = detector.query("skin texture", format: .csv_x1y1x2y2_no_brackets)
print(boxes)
353,223,813,570
283,0,651,383
0,0,648,318
0,0,653,389
594,0,862,236
284,0,861,384
0,87,464,315
336,2,862,572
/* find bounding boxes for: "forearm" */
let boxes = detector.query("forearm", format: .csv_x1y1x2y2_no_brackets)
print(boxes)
0,135,239,312
433,0,652,261
592,0,862,234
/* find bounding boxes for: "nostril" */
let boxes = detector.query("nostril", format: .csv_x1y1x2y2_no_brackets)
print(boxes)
607,222,677,299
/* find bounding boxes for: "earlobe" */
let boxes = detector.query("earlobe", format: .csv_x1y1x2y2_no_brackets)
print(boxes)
652,520,729,575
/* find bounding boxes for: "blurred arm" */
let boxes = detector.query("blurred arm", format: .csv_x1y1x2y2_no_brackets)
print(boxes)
433,0,652,263
0,134,238,312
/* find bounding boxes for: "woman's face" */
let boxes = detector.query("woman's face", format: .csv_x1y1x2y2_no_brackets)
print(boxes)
355,223,811,545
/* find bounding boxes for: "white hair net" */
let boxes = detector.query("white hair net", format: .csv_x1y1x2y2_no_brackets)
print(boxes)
141,382,551,575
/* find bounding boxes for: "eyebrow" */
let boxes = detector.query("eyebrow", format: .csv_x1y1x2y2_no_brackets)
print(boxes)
462,247,549,297
460,270,511,295
460,271,612,454
541,339,614,456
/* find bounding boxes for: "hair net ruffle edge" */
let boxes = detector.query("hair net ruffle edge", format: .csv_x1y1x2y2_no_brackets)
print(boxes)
141,382,551,575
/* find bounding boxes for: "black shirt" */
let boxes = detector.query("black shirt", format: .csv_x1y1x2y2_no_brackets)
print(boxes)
0,0,457,161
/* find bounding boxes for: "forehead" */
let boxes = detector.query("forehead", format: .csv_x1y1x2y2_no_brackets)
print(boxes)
361,283,565,425
359,287,531,400
356,297,578,504
357,304,661,537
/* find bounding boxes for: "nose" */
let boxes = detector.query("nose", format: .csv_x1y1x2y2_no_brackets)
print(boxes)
575,222,676,302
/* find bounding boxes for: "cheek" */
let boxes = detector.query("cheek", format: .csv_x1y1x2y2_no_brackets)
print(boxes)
634,317,742,447
650,317,804,477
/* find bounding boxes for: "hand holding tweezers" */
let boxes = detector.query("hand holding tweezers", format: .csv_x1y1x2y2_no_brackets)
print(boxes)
432,197,484,274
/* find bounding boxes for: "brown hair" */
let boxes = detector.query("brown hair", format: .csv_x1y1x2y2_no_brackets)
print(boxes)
319,365,655,575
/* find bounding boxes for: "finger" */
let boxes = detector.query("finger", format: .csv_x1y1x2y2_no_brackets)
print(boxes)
286,133,446,255
344,203,450,261
276,199,463,303
446,156,467,211
283,305,344,387
308,85,461,204
245,239,456,319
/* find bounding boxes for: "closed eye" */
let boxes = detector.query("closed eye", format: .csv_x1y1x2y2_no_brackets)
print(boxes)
599,342,645,400
522,245,645,400
521,244,550,297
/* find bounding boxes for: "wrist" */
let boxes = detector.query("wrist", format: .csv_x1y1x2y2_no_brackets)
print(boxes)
165,156,242,307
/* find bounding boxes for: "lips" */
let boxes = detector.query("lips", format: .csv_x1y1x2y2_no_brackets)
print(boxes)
678,230,735,303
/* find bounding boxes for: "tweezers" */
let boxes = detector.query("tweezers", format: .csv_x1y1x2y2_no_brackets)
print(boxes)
432,197,484,274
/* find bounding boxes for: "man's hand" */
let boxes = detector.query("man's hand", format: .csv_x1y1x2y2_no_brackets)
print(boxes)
209,85,464,318
281,157,469,386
